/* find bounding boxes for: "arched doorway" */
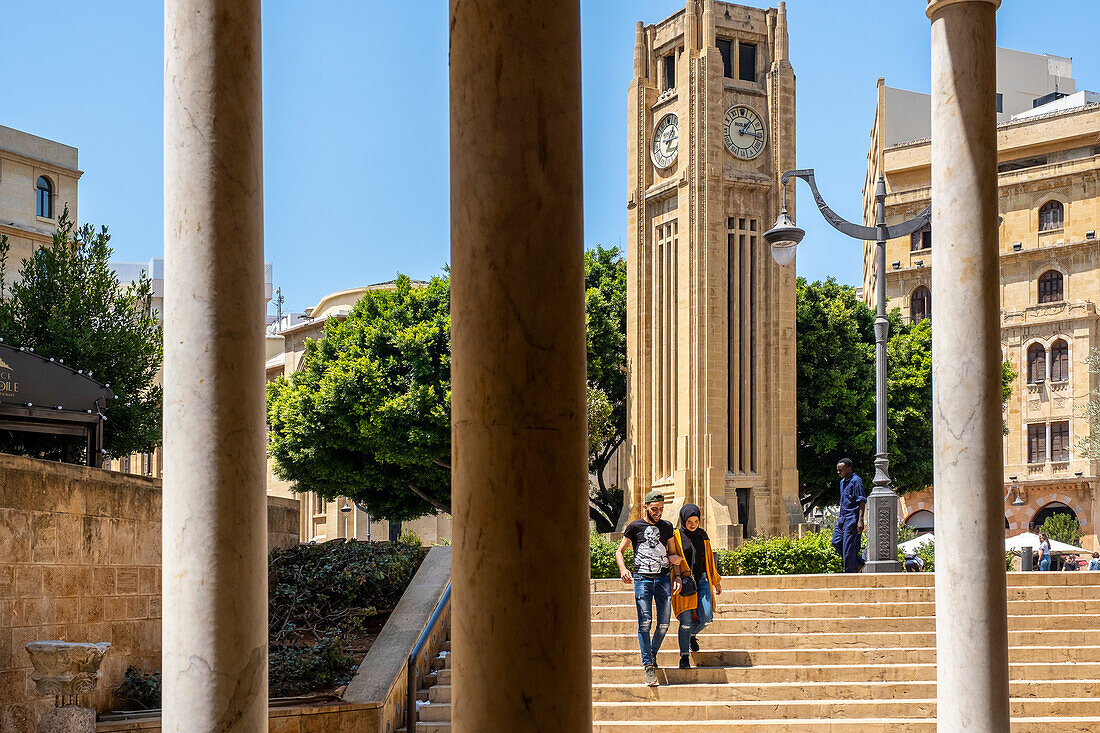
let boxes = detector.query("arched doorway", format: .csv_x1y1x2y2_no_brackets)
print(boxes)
1031,501,1077,530
905,509,935,536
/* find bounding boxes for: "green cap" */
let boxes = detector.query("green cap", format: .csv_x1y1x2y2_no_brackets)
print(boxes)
644,490,665,504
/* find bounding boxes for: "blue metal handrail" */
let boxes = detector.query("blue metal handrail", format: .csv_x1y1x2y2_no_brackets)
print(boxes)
406,580,452,733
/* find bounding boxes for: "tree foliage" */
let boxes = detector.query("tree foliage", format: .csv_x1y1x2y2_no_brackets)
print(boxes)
0,210,162,460
266,275,450,521
796,279,1013,509
1040,512,1082,548
1077,348,1100,461
585,246,627,531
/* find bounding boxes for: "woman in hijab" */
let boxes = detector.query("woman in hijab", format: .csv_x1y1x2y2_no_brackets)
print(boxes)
671,503,722,669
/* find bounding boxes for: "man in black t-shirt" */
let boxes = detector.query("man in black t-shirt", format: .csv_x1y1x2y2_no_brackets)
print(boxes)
615,491,681,686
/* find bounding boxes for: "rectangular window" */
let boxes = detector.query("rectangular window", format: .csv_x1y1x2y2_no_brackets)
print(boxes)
1051,421,1070,462
121,455,130,474
738,42,757,82
1028,424,1047,464
314,492,327,516
996,93,1003,113
717,39,733,78
663,53,676,91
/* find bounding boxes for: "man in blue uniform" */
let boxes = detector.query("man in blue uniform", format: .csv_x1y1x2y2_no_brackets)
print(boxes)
832,457,866,573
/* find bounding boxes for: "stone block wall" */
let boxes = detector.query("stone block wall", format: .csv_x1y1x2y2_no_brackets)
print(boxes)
0,454,161,730
0,452,301,731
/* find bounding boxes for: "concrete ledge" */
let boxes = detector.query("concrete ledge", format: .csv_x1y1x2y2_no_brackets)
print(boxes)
344,545,452,730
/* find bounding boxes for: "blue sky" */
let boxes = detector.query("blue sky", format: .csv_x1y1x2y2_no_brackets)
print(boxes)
1,1,1096,313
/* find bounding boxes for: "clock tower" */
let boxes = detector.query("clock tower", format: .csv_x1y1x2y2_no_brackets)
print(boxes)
626,1,803,545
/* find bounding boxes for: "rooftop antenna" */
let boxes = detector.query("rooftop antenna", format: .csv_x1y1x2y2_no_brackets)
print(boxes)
274,287,285,326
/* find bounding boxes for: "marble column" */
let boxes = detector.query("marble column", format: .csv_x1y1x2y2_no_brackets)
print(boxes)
450,2,591,731
163,2,267,731
927,1,1010,730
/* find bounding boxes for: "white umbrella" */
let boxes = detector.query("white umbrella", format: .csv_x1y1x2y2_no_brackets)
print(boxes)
1005,531,1088,554
899,534,934,554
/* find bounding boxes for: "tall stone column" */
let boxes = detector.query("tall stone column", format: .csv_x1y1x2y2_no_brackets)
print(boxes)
450,2,591,732
927,1,1009,730
163,2,267,731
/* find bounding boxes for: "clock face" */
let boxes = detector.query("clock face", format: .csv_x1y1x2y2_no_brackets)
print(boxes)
651,113,679,169
723,105,767,160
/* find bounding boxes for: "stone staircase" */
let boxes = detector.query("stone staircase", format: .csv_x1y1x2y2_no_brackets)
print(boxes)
410,572,1100,731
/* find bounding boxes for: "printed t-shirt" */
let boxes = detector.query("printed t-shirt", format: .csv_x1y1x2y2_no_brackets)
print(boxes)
624,518,674,577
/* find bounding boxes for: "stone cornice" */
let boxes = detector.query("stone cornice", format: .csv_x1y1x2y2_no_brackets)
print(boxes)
0,147,83,179
0,221,53,242
926,0,1001,21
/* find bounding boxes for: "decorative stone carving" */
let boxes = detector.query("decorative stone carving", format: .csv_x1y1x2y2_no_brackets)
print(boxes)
25,641,110,702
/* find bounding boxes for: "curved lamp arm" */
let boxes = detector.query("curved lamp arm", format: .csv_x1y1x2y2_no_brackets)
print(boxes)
780,169,932,241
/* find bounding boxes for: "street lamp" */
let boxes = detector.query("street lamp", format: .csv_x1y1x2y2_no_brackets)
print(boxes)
765,169,931,573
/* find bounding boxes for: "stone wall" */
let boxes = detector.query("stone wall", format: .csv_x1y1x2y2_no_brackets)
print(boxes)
0,453,300,731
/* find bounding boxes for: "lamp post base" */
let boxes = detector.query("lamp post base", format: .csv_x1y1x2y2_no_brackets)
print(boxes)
864,455,902,573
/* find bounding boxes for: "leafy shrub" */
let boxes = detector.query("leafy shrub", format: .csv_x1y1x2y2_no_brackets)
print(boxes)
113,666,161,710
268,539,424,645
1040,513,1082,547
269,633,357,698
399,528,423,550
716,532,842,575
591,531,632,579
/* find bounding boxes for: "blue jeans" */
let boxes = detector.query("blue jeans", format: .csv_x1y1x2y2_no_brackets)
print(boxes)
1040,556,1051,571
633,574,671,667
677,573,713,654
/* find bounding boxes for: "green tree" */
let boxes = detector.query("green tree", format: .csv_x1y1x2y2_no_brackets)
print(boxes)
1077,348,1100,461
795,278,881,509
1040,512,1082,547
266,275,450,522
797,279,1013,508
0,210,162,460
585,246,627,531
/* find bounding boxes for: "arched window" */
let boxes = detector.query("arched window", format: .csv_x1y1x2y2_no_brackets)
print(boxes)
1038,270,1063,303
1027,342,1046,384
1050,339,1069,382
1033,501,1076,529
910,286,931,323
35,176,53,219
1039,200,1064,231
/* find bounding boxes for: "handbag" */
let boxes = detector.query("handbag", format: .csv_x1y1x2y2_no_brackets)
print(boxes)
678,572,697,598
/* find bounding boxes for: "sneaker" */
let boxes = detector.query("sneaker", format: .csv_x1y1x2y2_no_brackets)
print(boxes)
690,636,700,653
678,654,691,669
644,664,659,686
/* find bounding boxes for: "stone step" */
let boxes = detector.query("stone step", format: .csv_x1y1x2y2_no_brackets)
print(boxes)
590,598,1100,620
590,572,1100,592
591,585,1100,605
592,718,1100,732
429,684,450,703
590,629,1100,651
591,698,1100,722
591,613,1095,634
414,723,450,733
592,645,1100,667
435,668,451,685
590,679,1100,703
419,702,452,723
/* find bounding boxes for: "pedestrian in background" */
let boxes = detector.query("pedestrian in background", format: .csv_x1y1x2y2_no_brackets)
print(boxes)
1088,552,1100,571
671,503,722,670
831,458,866,573
1039,532,1052,571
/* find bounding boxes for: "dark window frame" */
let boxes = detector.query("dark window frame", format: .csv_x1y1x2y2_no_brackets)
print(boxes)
738,42,757,82
716,38,733,78
910,224,931,252
1027,342,1047,384
1039,200,1064,231
1038,270,1063,304
36,176,53,219
1050,339,1069,383
1027,423,1047,464
910,286,931,323
1051,421,1070,462
663,53,676,91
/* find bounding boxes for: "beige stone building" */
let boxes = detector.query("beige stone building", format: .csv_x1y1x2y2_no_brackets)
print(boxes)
864,49,1100,550
626,1,802,546
0,126,81,293
265,281,452,545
